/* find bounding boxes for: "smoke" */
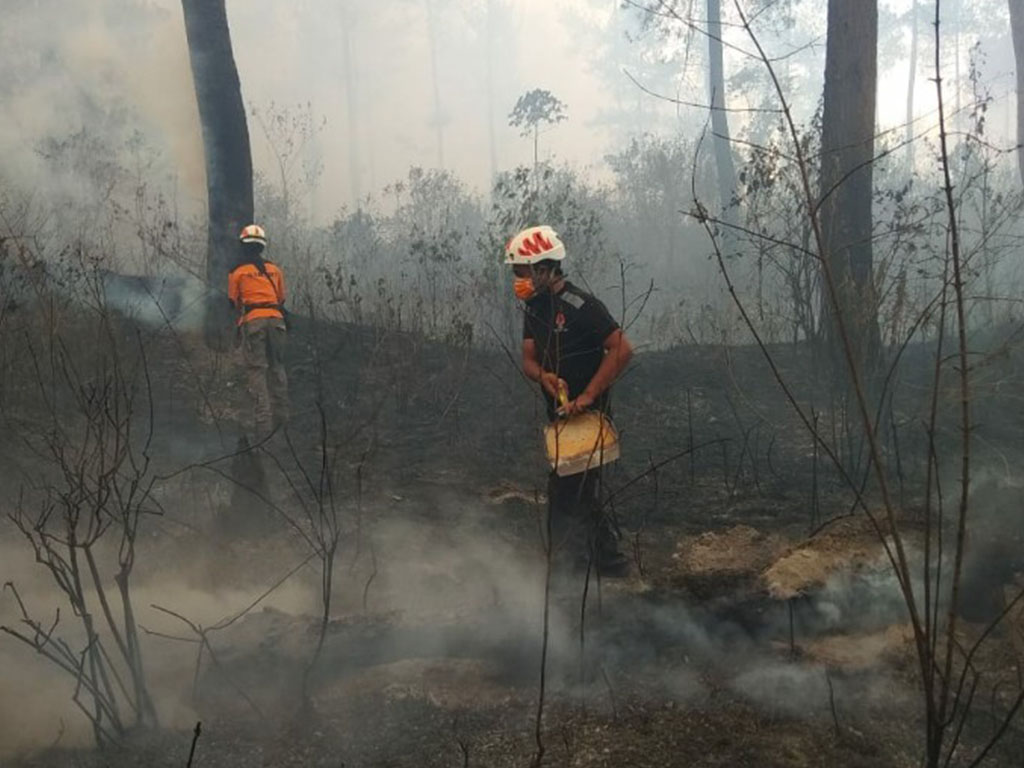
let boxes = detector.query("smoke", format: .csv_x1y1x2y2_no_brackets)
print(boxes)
0,0,641,226
0,525,319,760
0,1,204,212
0,473,933,761
732,662,833,717
346,488,914,723
0,538,92,756
345,490,547,628
729,660,910,721
957,471,1024,623
98,270,208,332
807,543,917,634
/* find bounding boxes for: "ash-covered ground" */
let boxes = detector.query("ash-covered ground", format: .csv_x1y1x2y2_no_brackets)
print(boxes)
2,310,1023,767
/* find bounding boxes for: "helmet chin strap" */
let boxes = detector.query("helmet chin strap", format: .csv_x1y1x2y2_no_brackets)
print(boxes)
537,270,565,294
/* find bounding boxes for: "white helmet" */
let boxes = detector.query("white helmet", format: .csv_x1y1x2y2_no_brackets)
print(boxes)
239,224,267,247
504,225,566,265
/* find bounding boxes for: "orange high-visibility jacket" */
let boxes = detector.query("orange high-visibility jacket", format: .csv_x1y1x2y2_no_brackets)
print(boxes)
228,260,286,325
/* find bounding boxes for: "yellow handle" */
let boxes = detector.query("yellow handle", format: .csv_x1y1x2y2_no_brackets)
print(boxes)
557,384,569,408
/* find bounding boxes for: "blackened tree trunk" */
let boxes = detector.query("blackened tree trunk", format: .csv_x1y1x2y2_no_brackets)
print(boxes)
181,0,253,347
707,0,738,238
819,0,880,379
1010,0,1024,185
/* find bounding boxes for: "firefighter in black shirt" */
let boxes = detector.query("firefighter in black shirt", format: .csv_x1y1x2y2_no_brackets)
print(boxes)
507,225,634,577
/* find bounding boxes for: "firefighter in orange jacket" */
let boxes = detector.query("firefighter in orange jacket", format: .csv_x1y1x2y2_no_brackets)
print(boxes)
228,224,288,436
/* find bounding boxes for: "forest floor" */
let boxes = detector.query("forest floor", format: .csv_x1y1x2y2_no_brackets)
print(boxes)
2,309,1024,767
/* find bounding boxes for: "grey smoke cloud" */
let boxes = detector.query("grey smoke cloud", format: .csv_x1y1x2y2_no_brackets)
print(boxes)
0,0,656,227
1,0,1018,236
0,1,205,209
99,270,208,331
1,474,935,761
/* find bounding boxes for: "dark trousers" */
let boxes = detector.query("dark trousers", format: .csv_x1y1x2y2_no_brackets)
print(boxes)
546,468,620,568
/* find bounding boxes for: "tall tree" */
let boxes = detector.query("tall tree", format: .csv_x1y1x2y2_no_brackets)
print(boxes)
485,0,498,184
340,1,362,207
619,1,739,228
425,0,445,169
707,0,738,235
906,0,920,171
180,0,253,347
819,0,880,377
508,88,568,190
1010,0,1024,185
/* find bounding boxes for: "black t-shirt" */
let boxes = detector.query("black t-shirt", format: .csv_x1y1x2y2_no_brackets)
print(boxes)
522,281,620,420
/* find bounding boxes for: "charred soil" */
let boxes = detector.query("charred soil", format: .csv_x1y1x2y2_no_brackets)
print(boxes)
3,310,1024,766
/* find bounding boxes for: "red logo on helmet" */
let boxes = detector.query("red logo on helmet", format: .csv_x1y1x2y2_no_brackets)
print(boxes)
517,230,553,257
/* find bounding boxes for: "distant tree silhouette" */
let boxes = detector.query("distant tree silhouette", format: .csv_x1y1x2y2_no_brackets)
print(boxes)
508,88,567,186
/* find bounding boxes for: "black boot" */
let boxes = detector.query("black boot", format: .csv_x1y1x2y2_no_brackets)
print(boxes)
592,520,630,578
595,544,630,578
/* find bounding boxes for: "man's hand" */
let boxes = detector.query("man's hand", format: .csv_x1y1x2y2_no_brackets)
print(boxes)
555,329,634,418
560,390,594,417
540,371,568,402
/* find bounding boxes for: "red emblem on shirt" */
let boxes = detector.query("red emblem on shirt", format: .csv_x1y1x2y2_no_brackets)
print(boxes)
554,311,566,332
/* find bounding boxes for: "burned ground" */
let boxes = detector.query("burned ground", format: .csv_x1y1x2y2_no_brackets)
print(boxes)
2,306,1024,767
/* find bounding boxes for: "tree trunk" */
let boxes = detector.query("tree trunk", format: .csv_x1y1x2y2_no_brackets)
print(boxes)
906,0,918,171
1010,0,1024,185
707,0,738,238
819,0,880,379
341,2,362,208
425,0,445,169
953,0,962,129
180,0,253,348
485,0,498,187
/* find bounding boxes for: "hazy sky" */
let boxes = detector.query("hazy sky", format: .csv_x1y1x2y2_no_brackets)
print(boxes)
227,0,624,220
212,0,1021,221
0,0,1017,225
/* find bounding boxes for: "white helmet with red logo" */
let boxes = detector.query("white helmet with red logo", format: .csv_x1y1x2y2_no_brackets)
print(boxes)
239,224,267,247
504,225,566,265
